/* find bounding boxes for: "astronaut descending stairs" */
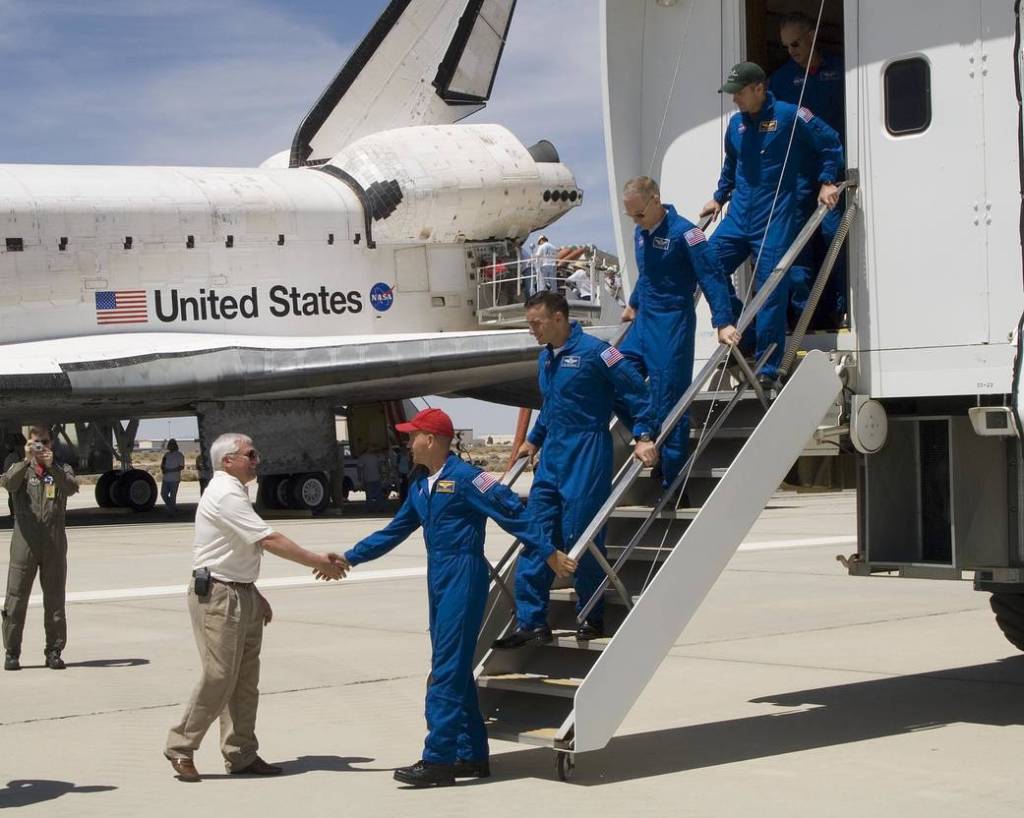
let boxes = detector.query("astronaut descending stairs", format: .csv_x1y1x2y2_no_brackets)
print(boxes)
473,190,852,776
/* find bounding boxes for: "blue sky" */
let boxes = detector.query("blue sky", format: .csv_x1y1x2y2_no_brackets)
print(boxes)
0,0,615,438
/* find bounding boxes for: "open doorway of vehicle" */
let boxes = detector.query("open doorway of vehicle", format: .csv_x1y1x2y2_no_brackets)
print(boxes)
744,0,849,334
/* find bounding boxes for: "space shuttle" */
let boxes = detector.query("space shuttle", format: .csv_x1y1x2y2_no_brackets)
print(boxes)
0,0,581,425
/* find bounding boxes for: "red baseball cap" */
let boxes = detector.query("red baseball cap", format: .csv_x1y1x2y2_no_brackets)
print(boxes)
395,408,455,438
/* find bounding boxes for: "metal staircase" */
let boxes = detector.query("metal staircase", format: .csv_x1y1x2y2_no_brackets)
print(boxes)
474,185,855,778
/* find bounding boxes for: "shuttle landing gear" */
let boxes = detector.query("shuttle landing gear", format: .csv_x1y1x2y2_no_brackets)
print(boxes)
259,473,331,512
92,419,157,511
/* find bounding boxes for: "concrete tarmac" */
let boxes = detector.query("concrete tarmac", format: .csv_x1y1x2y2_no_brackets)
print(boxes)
0,484,1021,817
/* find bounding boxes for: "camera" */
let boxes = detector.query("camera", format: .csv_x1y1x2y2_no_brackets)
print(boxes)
30,441,45,453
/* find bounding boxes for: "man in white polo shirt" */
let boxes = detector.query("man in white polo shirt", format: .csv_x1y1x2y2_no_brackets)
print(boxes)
164,432,347,782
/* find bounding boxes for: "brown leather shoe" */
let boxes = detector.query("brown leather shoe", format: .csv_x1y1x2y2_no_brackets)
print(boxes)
166,755,200,782
230,756,283,776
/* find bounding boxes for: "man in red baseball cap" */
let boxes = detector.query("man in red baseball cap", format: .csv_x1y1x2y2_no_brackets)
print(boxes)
395,407,455,439
331,406,574,788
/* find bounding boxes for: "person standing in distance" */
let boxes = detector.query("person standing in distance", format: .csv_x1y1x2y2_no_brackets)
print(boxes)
161,438,185,514
164,432,346,782
493,292,658,649
330,408,573,788
620,176,741,489
1,426,78,671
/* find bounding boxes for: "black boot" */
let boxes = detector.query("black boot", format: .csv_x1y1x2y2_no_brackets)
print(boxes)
45,650,65,670
576,622,605,641
491,625,552,650
393,760,456,788
4,653,19,671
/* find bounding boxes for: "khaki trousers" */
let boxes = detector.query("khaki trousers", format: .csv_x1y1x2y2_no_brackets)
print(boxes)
165,581,263,771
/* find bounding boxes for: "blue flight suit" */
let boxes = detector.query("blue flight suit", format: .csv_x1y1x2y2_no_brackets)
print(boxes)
708,92,843,378
619,204,735,488
344,453,554,766
516,322,656,630
769,53,848,324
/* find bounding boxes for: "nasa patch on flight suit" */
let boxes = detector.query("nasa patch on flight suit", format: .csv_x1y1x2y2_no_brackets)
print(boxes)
759,119,778,132
561,355,581,369
653,236,671,250
435,480,456,494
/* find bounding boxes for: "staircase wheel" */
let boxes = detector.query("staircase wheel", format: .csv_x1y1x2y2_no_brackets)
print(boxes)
555,751,575,782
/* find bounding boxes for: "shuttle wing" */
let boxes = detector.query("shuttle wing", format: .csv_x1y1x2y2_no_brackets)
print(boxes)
0,325,620,420
289,0,516,168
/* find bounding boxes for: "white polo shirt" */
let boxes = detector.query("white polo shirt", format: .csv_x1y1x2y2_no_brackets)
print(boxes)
192,471,273,583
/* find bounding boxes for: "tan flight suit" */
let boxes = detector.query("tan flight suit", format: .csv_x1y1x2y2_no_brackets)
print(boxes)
1,458,79,658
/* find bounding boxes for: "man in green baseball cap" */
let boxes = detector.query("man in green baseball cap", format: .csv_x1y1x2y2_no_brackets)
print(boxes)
718,61,766,94
700,59,843,389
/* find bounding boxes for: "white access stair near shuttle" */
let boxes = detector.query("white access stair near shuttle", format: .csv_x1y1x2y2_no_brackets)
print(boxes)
473,189,853,775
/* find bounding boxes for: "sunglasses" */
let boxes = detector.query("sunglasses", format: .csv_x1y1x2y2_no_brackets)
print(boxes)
786,35,809,48
625,198,654,221
230,449,260,461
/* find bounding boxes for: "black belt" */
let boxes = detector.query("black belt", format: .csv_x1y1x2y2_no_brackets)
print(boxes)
211,577,254,589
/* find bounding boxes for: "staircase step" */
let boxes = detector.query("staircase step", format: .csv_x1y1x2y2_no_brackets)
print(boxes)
550,587,636,607
477,672,582,699
610,505,699,520
695,389,763,402
691,427,756,439
486,723,561,748
638,467,727,480
606,545,675,562
551,629,610,651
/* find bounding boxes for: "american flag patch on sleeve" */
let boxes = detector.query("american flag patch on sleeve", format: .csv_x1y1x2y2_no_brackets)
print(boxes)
472,472,498,493
797,106,814,123
684,227,706,246
601,346,624,367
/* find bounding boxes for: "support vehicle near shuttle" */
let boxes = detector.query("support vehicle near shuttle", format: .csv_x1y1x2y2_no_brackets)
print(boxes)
0,0,581,510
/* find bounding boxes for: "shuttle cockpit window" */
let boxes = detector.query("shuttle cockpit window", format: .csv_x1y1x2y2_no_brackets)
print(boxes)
884,57,931,136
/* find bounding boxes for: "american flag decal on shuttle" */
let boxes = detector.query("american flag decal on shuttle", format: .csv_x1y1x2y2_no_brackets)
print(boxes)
95,290,148,324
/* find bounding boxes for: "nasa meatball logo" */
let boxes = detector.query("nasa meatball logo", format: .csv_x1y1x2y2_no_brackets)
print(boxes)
370,282,395,312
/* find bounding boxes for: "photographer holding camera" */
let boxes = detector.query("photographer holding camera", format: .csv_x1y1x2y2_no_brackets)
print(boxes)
1,425,79,671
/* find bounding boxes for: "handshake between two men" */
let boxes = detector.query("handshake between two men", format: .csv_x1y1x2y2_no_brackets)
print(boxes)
309,541,576,581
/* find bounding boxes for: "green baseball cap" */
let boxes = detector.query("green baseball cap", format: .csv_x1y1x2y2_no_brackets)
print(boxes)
719,61,766,93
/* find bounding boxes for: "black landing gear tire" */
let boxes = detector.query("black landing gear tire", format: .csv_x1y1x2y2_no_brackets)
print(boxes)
990,592,1024,652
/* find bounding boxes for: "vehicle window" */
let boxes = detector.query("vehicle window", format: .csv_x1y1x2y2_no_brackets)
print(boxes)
884,57,931,136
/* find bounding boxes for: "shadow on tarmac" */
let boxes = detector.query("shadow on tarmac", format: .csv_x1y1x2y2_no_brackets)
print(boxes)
0,779,116,809
65,658,150,669
489,656,1024,785
12,658,150,670
198,756,386,779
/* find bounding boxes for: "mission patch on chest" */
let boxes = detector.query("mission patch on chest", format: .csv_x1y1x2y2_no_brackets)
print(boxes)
435,480,456,494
